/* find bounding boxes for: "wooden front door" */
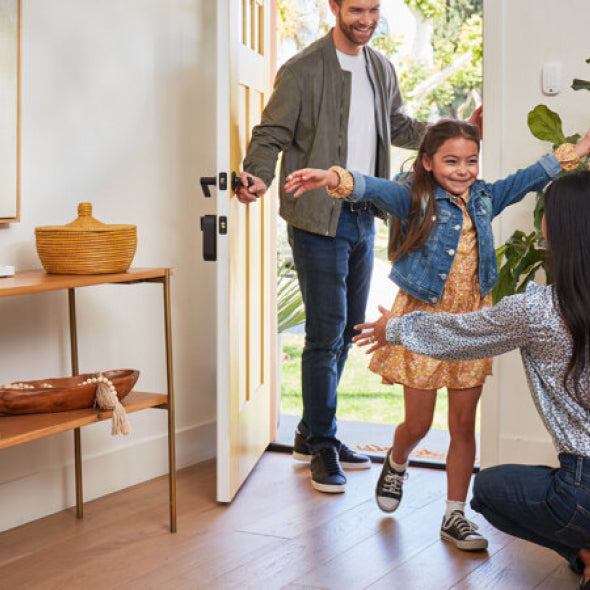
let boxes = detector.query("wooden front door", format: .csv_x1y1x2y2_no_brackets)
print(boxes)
215,0,276,502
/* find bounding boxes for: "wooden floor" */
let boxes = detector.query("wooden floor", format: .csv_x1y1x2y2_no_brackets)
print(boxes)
0,451,580,590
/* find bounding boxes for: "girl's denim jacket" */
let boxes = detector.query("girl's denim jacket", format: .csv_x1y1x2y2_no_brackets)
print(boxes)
349,154,561,304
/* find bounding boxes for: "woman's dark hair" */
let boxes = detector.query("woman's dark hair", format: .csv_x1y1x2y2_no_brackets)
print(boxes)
388,119,480,261
544,170,590,399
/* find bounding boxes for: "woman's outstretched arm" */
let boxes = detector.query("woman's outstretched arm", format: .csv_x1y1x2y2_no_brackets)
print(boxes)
354,289,532,361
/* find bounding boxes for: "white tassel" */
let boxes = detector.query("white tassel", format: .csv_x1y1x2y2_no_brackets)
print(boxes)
94,373,131,435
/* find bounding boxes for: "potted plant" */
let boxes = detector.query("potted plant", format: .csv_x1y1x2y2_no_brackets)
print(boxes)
277,259,305,334
493,57,590,303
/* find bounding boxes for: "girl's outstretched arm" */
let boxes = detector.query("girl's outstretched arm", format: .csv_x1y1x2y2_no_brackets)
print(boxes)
284,168,339,198
553,127,590,172
573,128,590,159
489,128,590,216
287,165,412,218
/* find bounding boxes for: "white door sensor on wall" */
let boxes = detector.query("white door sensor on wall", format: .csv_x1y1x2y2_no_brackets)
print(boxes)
542,61,561,95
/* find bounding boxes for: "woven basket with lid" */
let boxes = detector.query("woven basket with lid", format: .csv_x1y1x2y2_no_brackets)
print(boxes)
35,202,137,275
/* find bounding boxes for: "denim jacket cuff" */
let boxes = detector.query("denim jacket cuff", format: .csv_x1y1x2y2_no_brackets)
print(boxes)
349,170,366,201
538,153,562,179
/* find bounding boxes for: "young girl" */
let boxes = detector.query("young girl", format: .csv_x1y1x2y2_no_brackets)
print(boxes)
284,119,590,552
354,169,590,589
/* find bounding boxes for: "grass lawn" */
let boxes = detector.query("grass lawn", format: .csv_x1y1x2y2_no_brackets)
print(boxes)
280,333,471,432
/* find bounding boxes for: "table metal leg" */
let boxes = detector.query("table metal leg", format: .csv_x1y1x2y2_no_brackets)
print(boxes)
68,288,83,519
74,428,83,518
163,270,177,532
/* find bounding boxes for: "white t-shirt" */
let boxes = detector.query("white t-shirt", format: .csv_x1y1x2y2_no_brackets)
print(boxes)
336,49,377,176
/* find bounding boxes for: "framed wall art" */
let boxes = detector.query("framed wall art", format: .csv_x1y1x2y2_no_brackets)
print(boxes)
0,0,20,222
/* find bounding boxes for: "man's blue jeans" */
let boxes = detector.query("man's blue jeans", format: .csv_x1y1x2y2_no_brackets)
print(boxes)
471,454,590,568
289,207,376,451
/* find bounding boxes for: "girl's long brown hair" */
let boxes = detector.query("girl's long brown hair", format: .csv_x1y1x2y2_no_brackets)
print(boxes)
388,119,480,261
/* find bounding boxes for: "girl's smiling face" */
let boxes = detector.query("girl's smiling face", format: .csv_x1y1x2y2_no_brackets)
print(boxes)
422,137,480,196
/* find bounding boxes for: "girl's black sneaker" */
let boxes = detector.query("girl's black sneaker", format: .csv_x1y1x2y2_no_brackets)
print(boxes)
440,510,488,551
375,448,407,512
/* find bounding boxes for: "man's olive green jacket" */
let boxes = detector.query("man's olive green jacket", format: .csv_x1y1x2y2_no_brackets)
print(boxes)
243,31,427,237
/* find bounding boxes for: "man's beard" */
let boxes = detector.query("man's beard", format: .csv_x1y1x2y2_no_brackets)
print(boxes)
337,20,377,47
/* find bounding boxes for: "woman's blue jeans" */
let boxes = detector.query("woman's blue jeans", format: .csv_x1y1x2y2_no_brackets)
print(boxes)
471,454,590,568
290,207,376,451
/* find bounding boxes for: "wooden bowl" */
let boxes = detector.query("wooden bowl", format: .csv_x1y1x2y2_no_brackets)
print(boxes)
0,369,139,415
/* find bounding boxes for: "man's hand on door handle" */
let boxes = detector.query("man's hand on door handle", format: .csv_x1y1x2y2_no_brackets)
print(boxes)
235,172,267,203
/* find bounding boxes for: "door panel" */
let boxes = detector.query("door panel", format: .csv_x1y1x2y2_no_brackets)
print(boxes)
216,0,276,502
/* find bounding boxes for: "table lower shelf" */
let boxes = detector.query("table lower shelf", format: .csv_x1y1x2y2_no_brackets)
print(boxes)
0,391,168,449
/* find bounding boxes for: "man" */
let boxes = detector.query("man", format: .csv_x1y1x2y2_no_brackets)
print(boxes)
236,0,429,494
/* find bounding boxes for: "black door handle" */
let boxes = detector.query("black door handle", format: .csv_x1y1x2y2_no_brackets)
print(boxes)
200,215,217,261
200,177,216,198
200,173,228,197
231,171,256,195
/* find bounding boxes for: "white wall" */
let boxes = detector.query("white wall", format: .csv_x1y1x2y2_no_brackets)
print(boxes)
481,0,590,467
0,0,219,531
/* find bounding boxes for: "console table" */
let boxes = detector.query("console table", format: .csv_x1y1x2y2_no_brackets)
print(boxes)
0,268,177,532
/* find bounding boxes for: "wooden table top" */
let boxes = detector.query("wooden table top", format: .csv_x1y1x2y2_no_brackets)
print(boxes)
0,268,172,297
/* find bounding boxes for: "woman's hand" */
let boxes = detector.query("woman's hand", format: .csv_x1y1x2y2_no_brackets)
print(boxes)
284,168,339,198
353,305,394,353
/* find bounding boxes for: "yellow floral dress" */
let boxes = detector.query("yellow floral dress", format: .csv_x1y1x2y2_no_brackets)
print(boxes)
370,193,493,390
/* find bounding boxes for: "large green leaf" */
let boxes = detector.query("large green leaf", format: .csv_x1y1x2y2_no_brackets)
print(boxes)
495,243,507,266
493,226,550,303
572,78,590,92
564,133,582,145
512,246,545,279
493,264,516,303
515,264,543,293
533,194,544,232
527,105,565,145
277,262,305,333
